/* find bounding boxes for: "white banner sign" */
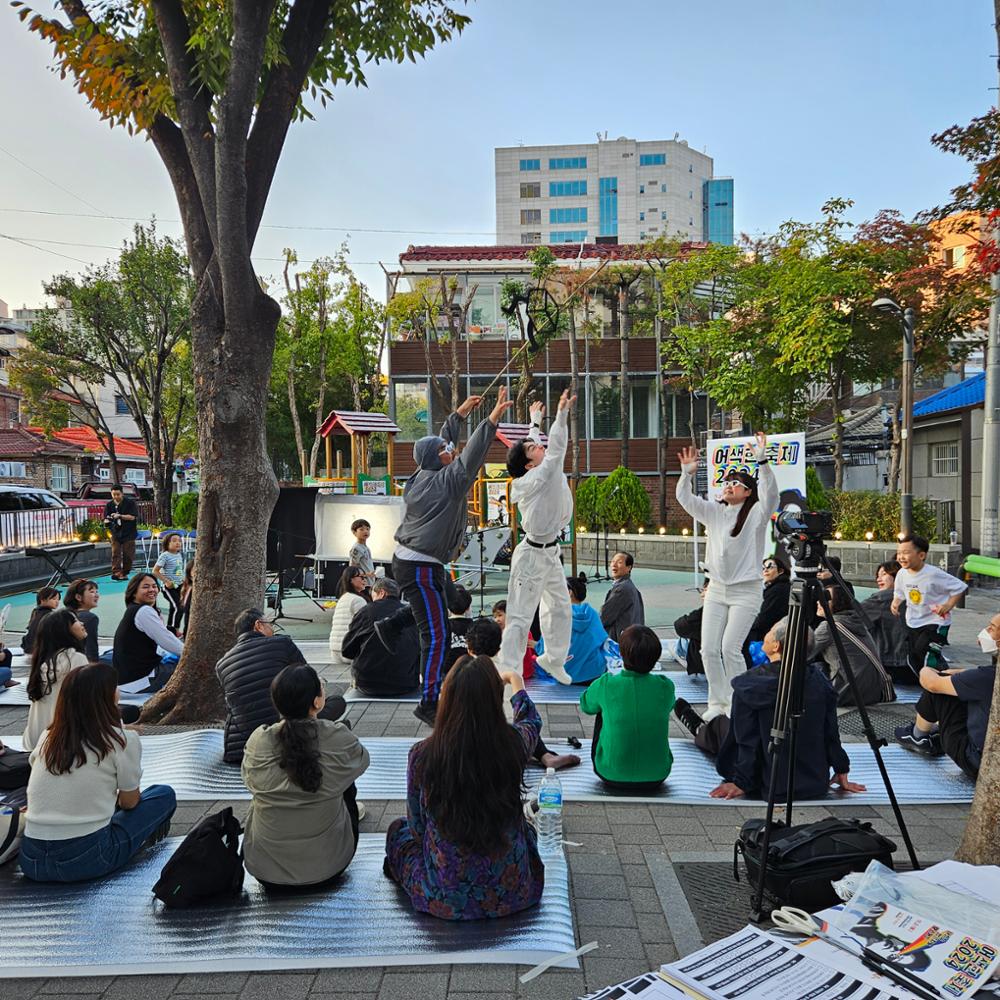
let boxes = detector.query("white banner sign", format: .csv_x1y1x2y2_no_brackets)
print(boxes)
706,433,807,515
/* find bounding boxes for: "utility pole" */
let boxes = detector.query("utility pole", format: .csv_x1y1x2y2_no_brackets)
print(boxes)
981,243,1000,558
901,307,916,537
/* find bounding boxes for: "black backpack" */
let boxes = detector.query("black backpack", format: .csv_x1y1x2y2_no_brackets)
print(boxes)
0,750,31,791
152,806,245,908
734,816,896,911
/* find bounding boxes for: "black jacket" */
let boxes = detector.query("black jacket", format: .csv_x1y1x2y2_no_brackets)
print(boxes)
600,577,645,641
77,609,100,661
716,660,850,801
215,632,307,763
22,605,52,655
859,589,909,671
813,609,895,707
341,597,420,697
103,497,139,542
673,606,704,677
747,577,790,643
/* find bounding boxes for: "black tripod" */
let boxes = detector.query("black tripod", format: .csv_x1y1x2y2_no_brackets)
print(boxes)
267,532,312,624
749,531,920,922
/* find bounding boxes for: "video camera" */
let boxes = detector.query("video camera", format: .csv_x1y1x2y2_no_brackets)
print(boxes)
773,509,834,539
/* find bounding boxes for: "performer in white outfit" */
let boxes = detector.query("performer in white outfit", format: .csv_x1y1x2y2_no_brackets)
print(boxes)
497,391,575,684
675,432,778,719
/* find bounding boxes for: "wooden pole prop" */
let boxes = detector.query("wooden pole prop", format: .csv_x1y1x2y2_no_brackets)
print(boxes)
325,437,332,480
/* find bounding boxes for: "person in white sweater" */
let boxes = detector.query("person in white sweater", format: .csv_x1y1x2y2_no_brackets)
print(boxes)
676,432,778,719
497,392,575,684
328,565,371,665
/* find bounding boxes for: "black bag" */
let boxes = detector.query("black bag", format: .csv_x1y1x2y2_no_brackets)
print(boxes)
734,816,896,911
152,806,244,908
0,750,31,791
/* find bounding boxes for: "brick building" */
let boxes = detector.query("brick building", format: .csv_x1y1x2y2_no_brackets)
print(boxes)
386,243,722,527
0,427,87,491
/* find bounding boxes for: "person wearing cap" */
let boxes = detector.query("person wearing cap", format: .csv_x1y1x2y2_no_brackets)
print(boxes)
497,391,576,685
215,607,348,764
375,389,514,728
676,432,778,720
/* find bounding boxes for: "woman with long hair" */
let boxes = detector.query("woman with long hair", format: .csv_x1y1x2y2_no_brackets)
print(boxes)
22,608,89,752
743,553,792,666
64,578,101,661
242,663,369,891
860,560,910,683
112,573,184,690
676,432,778,719
175,561,194,637
19,661,176,883
328,565,371,666
383,655,544,920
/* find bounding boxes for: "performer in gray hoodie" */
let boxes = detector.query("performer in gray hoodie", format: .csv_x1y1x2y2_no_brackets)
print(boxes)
378,388,513,726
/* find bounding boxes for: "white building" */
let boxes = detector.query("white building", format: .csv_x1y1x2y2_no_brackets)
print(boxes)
495,134,734,247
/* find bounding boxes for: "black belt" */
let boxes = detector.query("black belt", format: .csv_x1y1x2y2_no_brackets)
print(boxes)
526,538,559,549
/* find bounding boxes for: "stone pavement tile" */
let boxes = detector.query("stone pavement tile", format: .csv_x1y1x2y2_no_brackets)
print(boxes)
447,994,513,1000
615,824,663,846
568,853,623,876
103,975,179,999
616,845,649,865
572,872,630,900
516,968,586,999
652,814,706,835
448,964,517,992
239,972,315,1000
577,926,648,958
574,834,618,853
177,972,248,994
644,942,679,969
38,979,114,994
581,957,654,992
638,913,673,944
377,971,449,999
629,887,667,914
4,981,45,1000
172,996,238,1000
24,996,103,1000
574,898,638,928
312,968,383,993
665,836,721,853
621,863,654,888
604,805,654,825
564,813,612,834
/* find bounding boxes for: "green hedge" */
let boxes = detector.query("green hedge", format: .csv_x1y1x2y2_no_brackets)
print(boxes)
828,491,937,542
172,492,198,529
74,517,109,542
574,468,651,530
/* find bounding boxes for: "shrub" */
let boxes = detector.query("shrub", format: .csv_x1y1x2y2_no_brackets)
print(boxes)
828,491,937,542
575,475,601,527
599,467,651,531
805,466,829,511
172,492,199,529
74,517,109,542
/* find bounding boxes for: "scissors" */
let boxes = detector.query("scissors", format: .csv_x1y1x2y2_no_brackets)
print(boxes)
770,906,860,959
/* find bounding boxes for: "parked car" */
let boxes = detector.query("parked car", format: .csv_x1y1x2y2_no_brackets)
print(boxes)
63,481,156,525
0,485,82,549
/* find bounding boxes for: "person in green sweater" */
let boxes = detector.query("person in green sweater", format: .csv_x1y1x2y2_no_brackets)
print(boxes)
580,625,676,791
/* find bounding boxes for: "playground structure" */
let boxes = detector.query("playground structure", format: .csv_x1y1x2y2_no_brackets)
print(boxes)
314,410,401,495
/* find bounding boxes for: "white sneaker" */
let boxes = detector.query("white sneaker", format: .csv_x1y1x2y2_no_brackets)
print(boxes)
537,657,573,686
356,802,367,821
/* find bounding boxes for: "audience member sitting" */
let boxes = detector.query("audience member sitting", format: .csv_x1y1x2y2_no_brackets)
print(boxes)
328,566,371,666
673,578,708,677
444,583,474,671
242,664,370,891
23,609,90,751
534,574,608,685
22,587,60,656
466,617,579,771
342,579,420,697
817,555,855,595
673,617,865,801
216,608,348,765
744,554,791,667
492,599,536,678
600,552,645,641
813,584,895,706
860,560,911,683
894,611,998,780
383,655,544,921
580,625,676,791
112,573,184,691
0,641,13,688
19,661,176,883
63,578,101,661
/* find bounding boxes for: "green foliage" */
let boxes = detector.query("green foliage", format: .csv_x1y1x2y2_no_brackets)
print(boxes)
828,491,937,542
599,467,652,531
171,492,199,530
575,476,602,527
74,517,109,542
805,467,829,511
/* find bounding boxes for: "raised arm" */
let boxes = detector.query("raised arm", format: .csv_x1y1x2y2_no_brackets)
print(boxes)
754,432,779,518
450,387,512,489
674,445,718,523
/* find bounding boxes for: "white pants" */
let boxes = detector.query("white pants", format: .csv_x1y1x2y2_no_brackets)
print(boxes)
497,541,573,683
700,579,762,720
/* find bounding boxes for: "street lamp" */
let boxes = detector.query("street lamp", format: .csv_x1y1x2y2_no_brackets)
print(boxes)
873,297,916,536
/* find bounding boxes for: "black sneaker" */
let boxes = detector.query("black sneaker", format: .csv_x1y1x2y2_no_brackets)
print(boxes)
894,724,943,756
413,701,437,727
144,818,172,849
374,616,402,654
673,697,704,738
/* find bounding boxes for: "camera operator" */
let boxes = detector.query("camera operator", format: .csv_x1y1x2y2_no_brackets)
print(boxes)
103,484,139,581
676,432,778,720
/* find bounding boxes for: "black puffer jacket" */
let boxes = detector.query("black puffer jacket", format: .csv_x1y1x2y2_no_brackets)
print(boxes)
215,633,307,764
341,597,420,696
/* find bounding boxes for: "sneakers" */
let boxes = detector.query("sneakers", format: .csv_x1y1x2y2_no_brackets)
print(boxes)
673,697,704,738
894,724,944,756
374,616,402,654
144,818,172,849
413,701,437,727
356,802,367,822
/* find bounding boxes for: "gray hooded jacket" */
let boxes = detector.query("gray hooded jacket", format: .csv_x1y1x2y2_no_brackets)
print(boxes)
394,412,497,563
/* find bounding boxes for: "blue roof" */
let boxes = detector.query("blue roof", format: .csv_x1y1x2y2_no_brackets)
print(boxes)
913,372,986,418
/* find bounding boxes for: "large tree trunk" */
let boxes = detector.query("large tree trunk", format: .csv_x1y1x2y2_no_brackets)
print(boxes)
141,286,280,724
957,685,1000,863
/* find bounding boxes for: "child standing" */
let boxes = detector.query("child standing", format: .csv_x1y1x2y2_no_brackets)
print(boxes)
152,532,186,633
493,600,536,679
580,625,676,791
22,587,60,656
349,519,376,588
892,534,968,676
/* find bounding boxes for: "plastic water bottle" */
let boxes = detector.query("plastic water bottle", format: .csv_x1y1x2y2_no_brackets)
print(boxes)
536,767,563,855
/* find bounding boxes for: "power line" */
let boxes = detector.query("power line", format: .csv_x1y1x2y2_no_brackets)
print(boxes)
0,231,93,266
0,146,120,222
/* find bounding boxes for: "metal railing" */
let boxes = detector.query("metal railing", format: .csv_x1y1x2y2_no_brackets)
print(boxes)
0,506,90,551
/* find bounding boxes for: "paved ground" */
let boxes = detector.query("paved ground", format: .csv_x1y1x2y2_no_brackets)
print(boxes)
1,568,994,1000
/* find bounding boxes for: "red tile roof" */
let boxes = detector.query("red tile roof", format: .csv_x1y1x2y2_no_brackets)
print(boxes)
0,427,84,459
496,423,549,448
399,242,707,263
320,410,401,438
29,426,149,460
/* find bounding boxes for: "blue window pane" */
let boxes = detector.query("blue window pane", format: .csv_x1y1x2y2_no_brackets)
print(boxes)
702,178,734,245
639,211,645,221
639,153,666,166
549,230,588,243
549,180,587,197
519,159,540,171
549,207,588,224
598,176,618,237
548,156,587,170
661,183,666,193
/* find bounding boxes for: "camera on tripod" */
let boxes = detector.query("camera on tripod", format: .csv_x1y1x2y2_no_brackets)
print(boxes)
773,509,834,565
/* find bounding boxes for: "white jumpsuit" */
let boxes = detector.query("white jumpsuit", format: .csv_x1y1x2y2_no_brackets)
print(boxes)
497,406,574,683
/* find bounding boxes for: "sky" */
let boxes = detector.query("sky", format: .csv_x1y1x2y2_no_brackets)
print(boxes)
0,0,995,310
